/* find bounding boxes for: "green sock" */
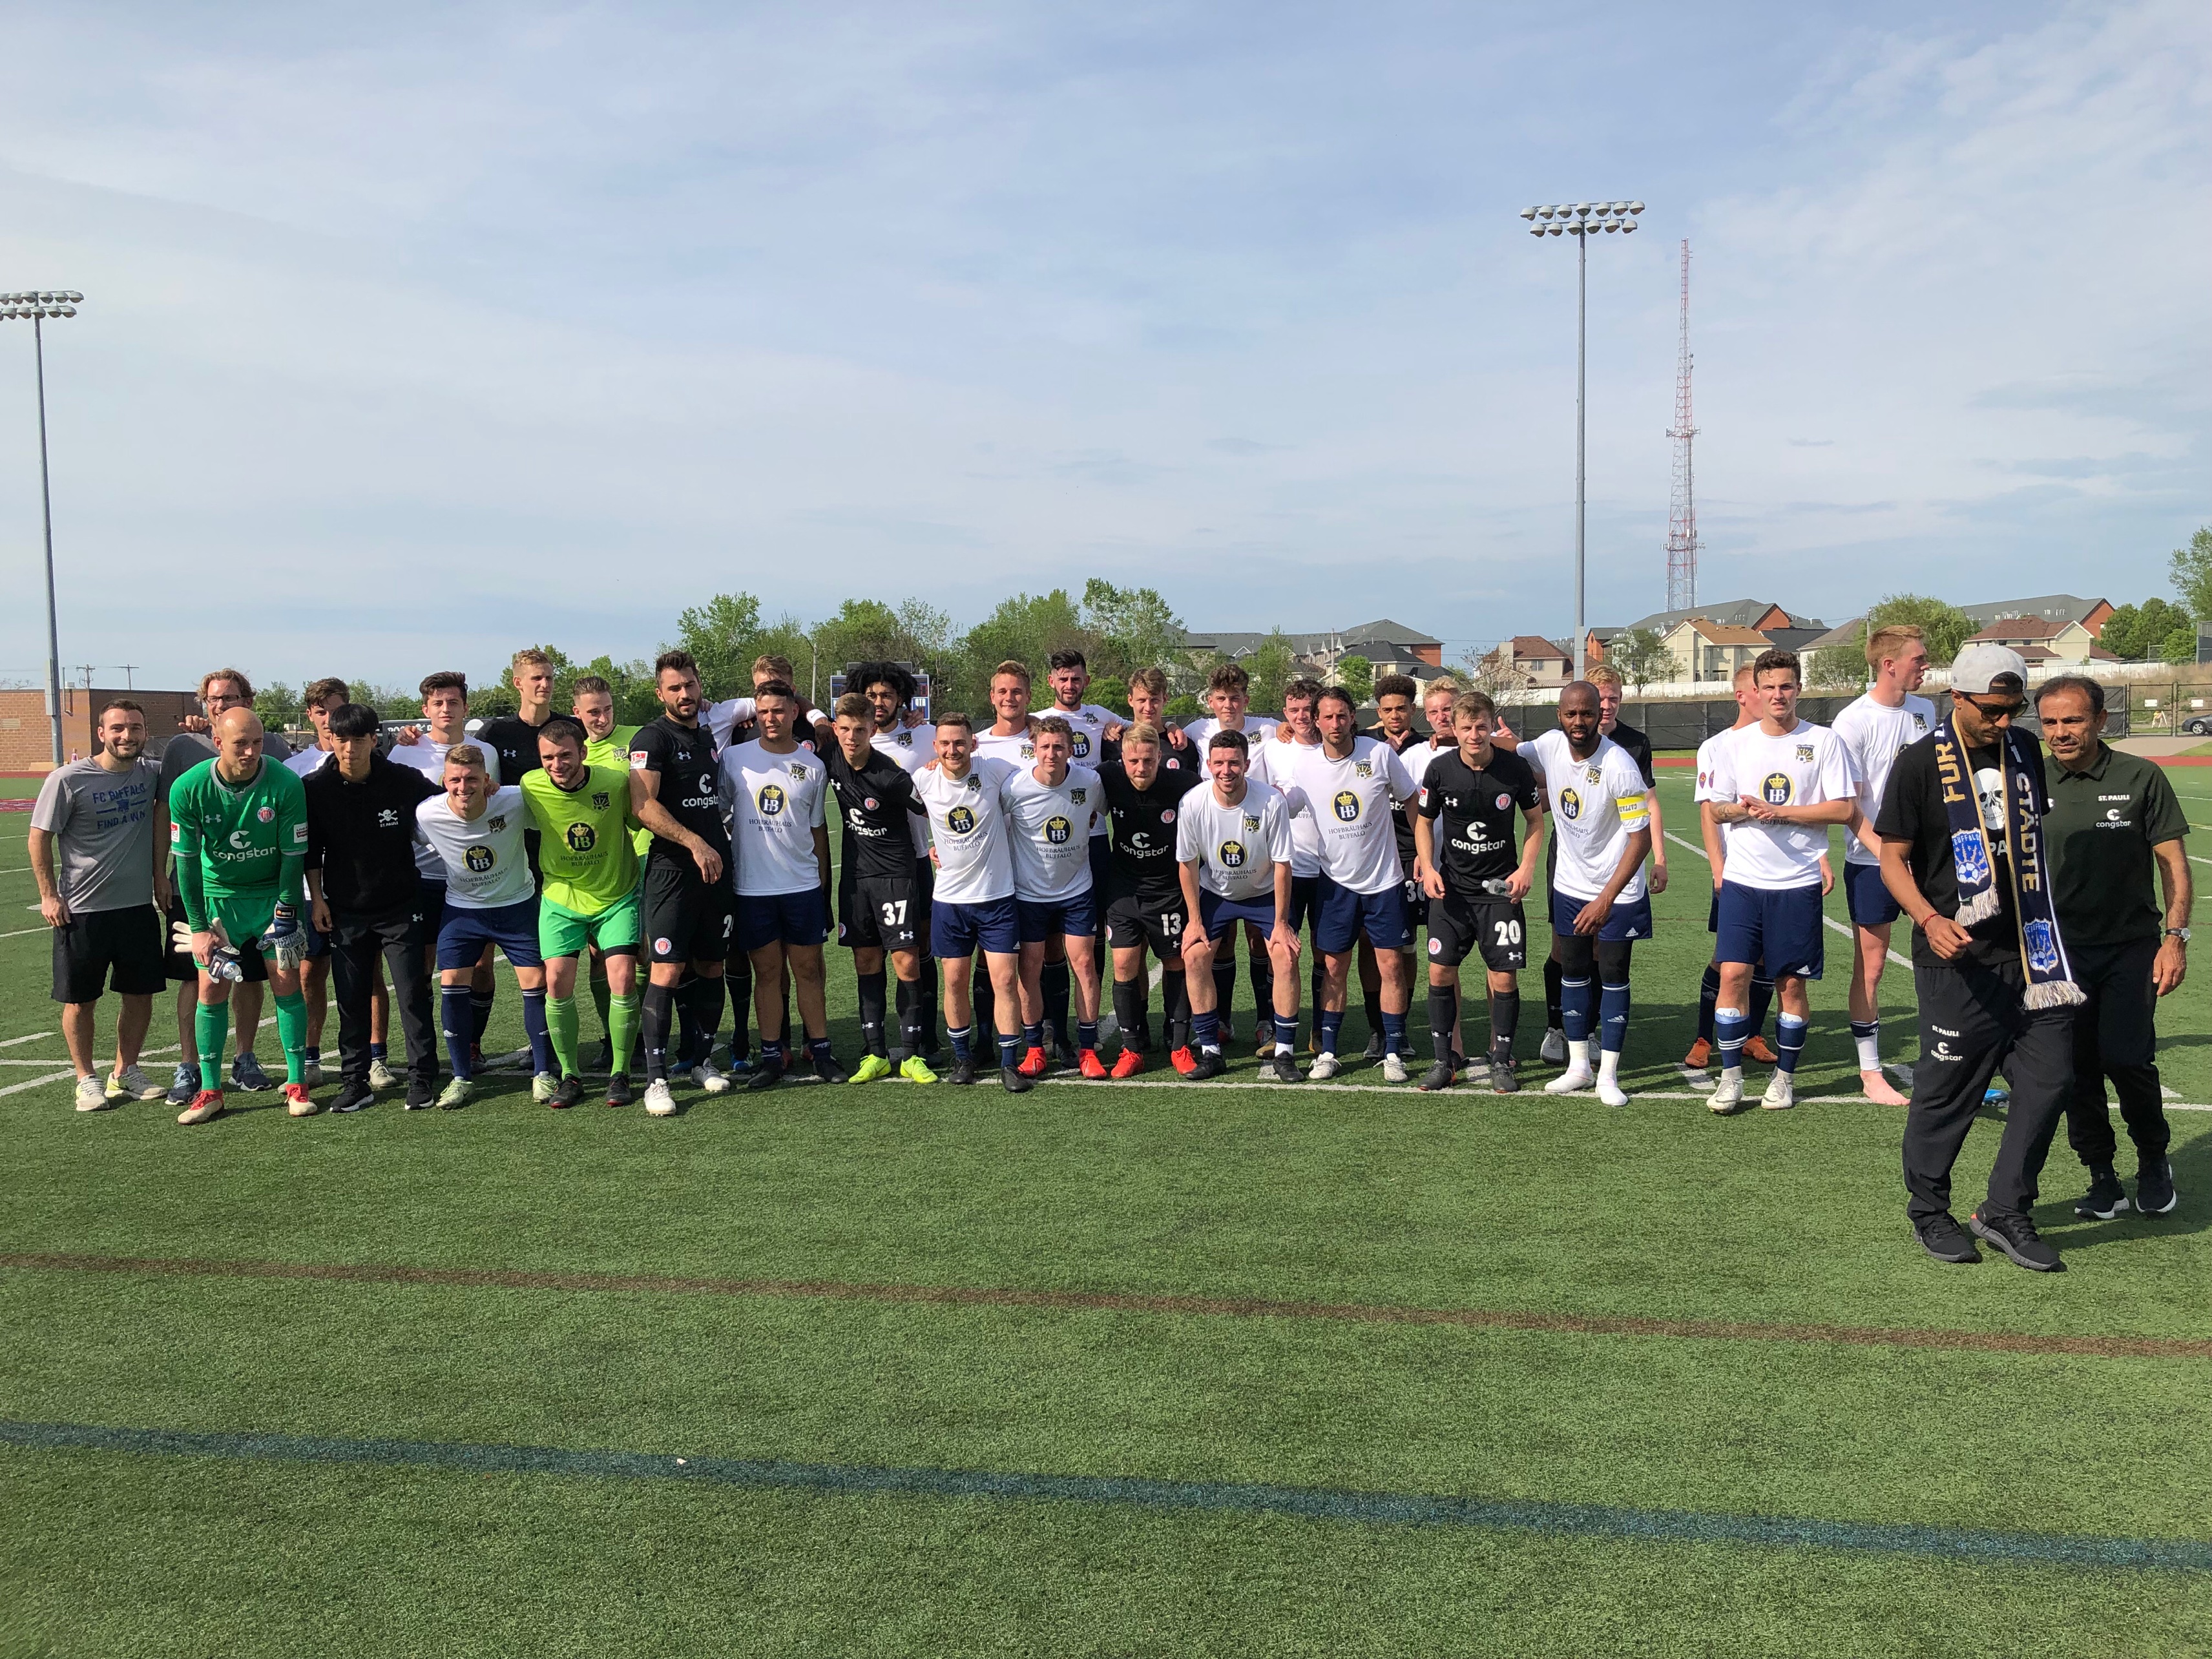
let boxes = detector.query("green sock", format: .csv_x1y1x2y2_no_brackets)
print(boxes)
609,992,640,1076
274,991,309,1085
590,970,613,1042
194,1001,231,1092
548,994,580,1078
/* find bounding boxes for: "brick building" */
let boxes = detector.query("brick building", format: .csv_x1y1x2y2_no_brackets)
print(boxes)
0,686,200,773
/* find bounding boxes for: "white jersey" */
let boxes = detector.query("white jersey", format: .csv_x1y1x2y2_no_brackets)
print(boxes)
1001,763,1103,901
1176,782,1294,902
1705,718,1857,891
1274,736,1417,895
1183,715,1278,751
389,738,501,881
914,757,1017,906
1831,692,1937,866
285,746,333,780
1040,704,1118,832
1692,725,1752,867
871,725,936,855
1249,735,1325,877
702,696,755,753
971,727,1036,768
414,786,534,910
718,739,828,897
1525,729,1651,904
1404,738,1455,791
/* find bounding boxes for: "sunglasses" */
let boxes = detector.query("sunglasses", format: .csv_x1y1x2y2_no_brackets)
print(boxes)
1958,694,2026,718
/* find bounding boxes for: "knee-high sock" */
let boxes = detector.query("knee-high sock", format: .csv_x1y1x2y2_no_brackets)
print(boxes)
1317,1008,1346,1057
857,969,889,1057
1309,959,1326,1037
640,981,674,1083
915,955,939,1054
724,955,753,1061
894,977,923,1060
1775,1012,1808,1075
1429,985,1459,1065
521,988,554,1074
1490,988,1520,1056
1162,968,1189,1052
589,964,613,1043
1042,960,1070,1047
194,1001,231,1092
972,954,995,1036
1598,981,1631,1055
1545,957,1564,1030
1559,976,1594,1043
1713,1006,1749,1077
1381,1008,1406,1056
1211,959,1236,1032
1696,963,1721,1044
470,986,494,1044
1112,977,1147,1053
1249,953,1273,1032
673,970,699,1067
1850,1019,1881,1072
441,985,476,1079
273,991,308,1084
609,991,640,1076
1748,972,1775,1039
685,975,724,1062
548,994,581,1078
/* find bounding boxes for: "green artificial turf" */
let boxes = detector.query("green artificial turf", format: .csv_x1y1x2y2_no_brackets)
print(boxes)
3,772,2208,1657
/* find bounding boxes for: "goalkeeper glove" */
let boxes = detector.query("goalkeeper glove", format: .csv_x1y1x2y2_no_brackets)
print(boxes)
198,918,246,983
262,901,309,973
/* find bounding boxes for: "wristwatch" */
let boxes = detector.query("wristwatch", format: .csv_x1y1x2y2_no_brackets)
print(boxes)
2165,928,2191,943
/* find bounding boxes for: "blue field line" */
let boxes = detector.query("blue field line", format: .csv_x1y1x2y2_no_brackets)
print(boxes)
5,1418,2209,1571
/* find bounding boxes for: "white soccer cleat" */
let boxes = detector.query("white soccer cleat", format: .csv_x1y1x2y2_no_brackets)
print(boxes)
1597,1077,1630,1108
109,1063,165,1101
1543,1065,1594,1095
690,1059,731,1095
644,1079,678,1117
1708,1073,1746,1114
1539,1027,1567,1065
1308,1052,1342,1081
74,1076,113,1112
531,1070,560,1103
1381,1052,1409,1083
1761,1072,1796,1112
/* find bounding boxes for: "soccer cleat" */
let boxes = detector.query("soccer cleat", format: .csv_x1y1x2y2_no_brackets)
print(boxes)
284,1082,319,1118
552,1074,586,1110
1109,1049,1146,1079
1914,1214,1981,1265
166,1062,199,1105
590,1039,614,1074
1254,1025,1273,1058
813,1053,849,1086
231,1052,273,1092
1266,1054,1304,1083
2136,1157,2178,1216
1362,1031,1386,1064
1169,1046,1198,1078
724,1054,756,1082
1308,1053,1342,1081
435,1078,474,1111
948,1058,977,1087
604,1072,634,1108
301,1058,324,1089
643,1078,679,1116
404,1078,437,1109
176,1089,225,1126
1597,1078,1629,1108
1968,1207,2063,1272
1187,1049,1226,1081
1760,1072,1795,1112
532,1070,561,1103
2074,1165,2128,1220
850,1054,895,1084
1418,1060,1457,1092
1381,1052,1409,1084
690,1059,731,1095
1078,1049,1109,1080
1539,1027,1567,1065
746,1059,786,1092
109,1063,165,1102
368,1058,397,1090
1016,1045,1050,1080
1543,1063,1594,1095
1745,1036,1778,1065
1983,1084,2010,1109
1049,1033,1078,1071
1707,1074,1748,1114
898,1055,939,1085
1489,1056,1519,1094
330,1080,375,1114
1681,1038,1711,1070
74,1076,113,1112
999,1065,1032,1094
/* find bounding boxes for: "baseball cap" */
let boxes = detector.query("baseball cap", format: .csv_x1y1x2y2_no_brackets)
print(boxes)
1950,643,2028,694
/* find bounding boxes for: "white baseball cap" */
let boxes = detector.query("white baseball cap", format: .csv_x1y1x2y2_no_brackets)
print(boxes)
1950,643,2028,694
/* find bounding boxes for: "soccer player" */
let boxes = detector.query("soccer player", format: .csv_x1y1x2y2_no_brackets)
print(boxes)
1522,682,1653,1107
1700,651,1857,1112
1412,691,1545,1092
1684,665,1780,1079
851,660,943,1061
813,691,934,1082
1180,662,1279,747
1175,730,1302,1082
413,746,556,1108
1003,716,1106,1078
475,647,559,783
303,703,441,1111
911,713,1030,1092
628,651,736,1116
720,680,844,1090
970,660,1045,1048
30,698,169,1111
1831,623,1937,1105
1360,673,1429,1062
388,672,503,1065
572,673,648,1072
1277,687,1420,1080
1098,716,1203,1075
521,716,647,1109
284,676,353,1087
168,707,315,1123
1115,667,1196,779
1249,679,1330,1050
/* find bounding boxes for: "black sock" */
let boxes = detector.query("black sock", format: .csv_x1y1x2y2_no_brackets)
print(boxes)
1309,958,1327,1025
1545,957,1563,1029
685,974,724,1065
1043,960,1071,1049
972,954,995,1035
1429,985,1459,1065
1162,968,1189,1052
1697,962,1722,1045
641,982,674,1083
1249,953,1273,1033
673,970,699,1067
915,954,939,1052
1212,959,1236,1032
858,968,889,1058
724,955,753,1062
1112,977,1147,1052
895,977,923,1061
1490,989,1520,1056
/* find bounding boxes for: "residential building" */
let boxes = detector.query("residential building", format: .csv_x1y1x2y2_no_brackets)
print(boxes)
1961,615,2116,667
1183,619,1447,686
1957,594,2113,638
1501,636,1574,687
1660,619,1776,684
1622,598,1825,637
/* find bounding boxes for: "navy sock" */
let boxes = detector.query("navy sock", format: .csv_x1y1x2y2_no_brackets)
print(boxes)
1697,963,1721,1043
997,1030,1021,1070
1077,1020,1098,1053
440,986,475,1080
948,1024,974,1065
1748,972,1775,1039
1319,1010,1345,1057
1559,976,1594,1043
368,1041,387,1061
808,1034,833,1063
521,988,553,1074
1273,1012,1297,1052
1776,1013,1808,1075
760,1036,786,1067
1193,1008,1220,1053
1598,981,1631,1055
470,988,494,1044
1381,1009,1406,1056
1023,1022,1045,1052
1714,1007,1748,1072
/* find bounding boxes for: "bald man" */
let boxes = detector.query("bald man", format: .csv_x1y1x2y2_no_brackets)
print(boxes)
165,707,316,1123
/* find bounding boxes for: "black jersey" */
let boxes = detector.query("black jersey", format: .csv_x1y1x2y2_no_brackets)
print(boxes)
1100,762,1203,898
628,716,730,868
1603,719,1656,788
474,713,550,782
822,743,926,884
1099,729,1195,782
1416,747,1543,890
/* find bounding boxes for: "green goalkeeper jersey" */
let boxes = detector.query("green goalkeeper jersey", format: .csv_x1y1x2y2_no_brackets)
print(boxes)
521,762,642,916
585,727,651,856
167,755,308,928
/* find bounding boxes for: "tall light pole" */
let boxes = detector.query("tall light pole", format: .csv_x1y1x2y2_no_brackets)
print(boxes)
3,289,83,767
1519,204,1640,680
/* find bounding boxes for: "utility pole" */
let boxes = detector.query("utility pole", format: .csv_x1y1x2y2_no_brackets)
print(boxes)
1665,240,1700,614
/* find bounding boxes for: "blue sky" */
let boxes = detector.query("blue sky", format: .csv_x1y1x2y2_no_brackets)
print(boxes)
0,0,2205,689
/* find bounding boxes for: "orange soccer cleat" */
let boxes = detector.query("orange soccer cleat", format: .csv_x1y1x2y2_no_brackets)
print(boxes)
1078,1049,1110,1080
1017,1045,1050,1079
1109,1048,1147,1079
1746,1036,1779,1065
1169,1045,1198,1077
176,1089,225,1126
1682,1038,1711,1069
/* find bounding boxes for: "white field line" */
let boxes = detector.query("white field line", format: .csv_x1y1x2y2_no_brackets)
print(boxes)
1,1032,50,1047
0,926,47,941
1659,830,1912,970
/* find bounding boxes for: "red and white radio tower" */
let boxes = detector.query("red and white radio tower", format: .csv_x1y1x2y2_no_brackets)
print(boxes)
1664,239,1699,613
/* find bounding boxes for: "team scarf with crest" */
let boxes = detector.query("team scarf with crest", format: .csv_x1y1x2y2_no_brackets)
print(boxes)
1931,715,2083,1010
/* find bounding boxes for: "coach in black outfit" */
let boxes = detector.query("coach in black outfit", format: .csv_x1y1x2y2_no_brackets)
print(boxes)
1877,644,2082,1273
304,704,441,1111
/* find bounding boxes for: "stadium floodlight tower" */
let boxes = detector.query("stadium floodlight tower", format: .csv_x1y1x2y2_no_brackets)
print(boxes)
1,289,84,767
1519,202,1640,680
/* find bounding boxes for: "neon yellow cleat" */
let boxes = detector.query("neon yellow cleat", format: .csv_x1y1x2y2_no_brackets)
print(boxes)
850,1053,895,1084
898,1054,939,1085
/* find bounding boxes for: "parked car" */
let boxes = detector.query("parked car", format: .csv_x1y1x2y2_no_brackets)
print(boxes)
2184,714,2212,736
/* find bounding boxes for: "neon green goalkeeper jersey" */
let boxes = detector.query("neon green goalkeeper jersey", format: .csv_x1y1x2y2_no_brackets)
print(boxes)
521,763,641,916
167,755,308,927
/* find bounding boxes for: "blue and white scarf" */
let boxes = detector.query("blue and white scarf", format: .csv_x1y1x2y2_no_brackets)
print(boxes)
1932,716,2083,1010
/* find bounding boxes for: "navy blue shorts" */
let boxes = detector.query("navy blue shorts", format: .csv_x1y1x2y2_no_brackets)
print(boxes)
1843,861,1900,928
932,895,1020,958
1715,880,1824,979
303,919,332,961
1315,874,1414,954
1199,889,1278,942
437,896,542,971
1549,888,1655,943
1017,889,1098,944
1286,873,1319,933
738,887,831,953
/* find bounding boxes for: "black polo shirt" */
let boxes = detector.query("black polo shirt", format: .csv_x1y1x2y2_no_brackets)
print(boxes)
2043,742,2187,949
303,753,439,915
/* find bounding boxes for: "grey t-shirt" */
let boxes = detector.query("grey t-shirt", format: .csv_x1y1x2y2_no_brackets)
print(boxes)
31,756,163,912
158,729,293,798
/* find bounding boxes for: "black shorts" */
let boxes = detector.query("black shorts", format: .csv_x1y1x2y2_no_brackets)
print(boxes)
912,856,937,959
642,858,735,965
840,874,926,952
1105,888,1189,956
162,890,196,983
52,905,165,1003
1426,892,1529,972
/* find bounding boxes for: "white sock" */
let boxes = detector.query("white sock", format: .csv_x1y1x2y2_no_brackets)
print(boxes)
1855,1027,1881,1071
1596,1048,1621,1086
1567,1038,1591,1072
1722,1063,1743,1084
1275,1041,1293,1056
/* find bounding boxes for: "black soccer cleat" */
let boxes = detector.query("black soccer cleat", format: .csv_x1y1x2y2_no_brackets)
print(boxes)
1968,1207,2063,1272
1914,1213,1981,1265
329,1079,375,1114
811,1053,849,1087
404,1078,436,1110
746,1059,786,1092
1488,1056,1520,1094
1186,1049,1226,1081
1418,1060,1457,1092
552,1074,586,1110
948,1058,977,1087
1361,1031,1386,1064
2073,1165,2128,1220
2136,1157,2178,1216
1264,1054,1303,1084
999,1065,1032,1094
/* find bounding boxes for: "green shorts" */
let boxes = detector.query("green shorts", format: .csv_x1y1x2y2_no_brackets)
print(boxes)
198,892,282,982
539,892,642,961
